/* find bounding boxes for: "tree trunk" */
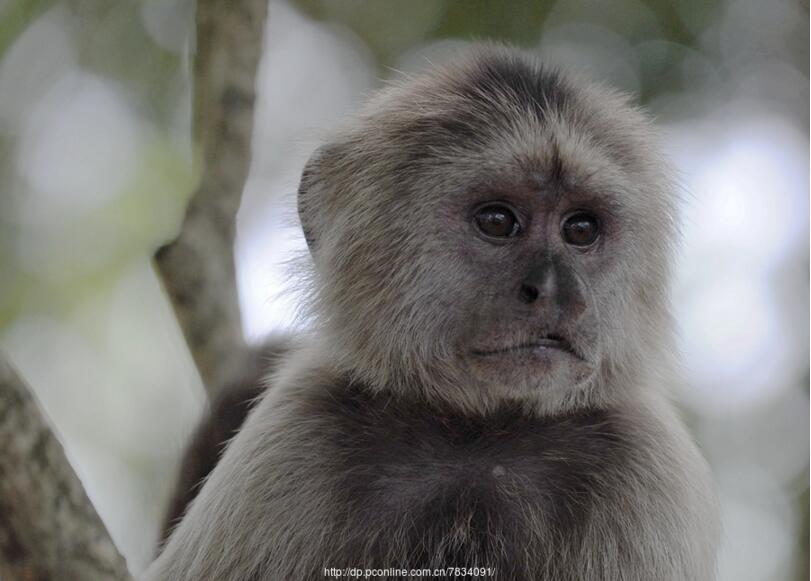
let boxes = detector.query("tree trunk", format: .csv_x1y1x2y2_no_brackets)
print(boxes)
154,0,270,397
0,355,132,581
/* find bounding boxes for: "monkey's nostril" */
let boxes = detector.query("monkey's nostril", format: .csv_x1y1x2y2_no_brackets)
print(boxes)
519,283,539,304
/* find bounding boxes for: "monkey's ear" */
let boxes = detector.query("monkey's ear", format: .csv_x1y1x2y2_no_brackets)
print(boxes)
297,145,331,254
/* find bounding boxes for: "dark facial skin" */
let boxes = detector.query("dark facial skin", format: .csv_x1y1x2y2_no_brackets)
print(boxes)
446,164,614,395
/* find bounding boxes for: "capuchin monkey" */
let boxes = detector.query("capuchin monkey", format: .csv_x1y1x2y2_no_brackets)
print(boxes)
146,45,720,580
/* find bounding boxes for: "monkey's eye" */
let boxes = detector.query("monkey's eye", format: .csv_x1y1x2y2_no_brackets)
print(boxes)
561,212,600,247
474,205,520,238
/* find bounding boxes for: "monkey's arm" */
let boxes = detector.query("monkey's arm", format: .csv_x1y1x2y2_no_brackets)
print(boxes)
158,379,265,545
159,337,290,546
143,368,334,581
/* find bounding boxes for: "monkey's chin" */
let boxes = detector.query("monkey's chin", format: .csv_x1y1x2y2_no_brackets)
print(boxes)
468,346,592,395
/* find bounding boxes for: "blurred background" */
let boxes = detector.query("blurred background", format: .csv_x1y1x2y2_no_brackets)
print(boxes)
0,0,807,578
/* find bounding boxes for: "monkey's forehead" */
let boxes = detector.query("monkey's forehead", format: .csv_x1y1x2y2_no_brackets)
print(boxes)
309,46,674,219
351,47,658,176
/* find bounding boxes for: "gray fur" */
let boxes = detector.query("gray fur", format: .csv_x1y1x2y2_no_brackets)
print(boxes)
144,45,719,580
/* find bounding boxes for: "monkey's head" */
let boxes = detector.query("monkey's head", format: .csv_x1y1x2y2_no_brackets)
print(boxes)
298,46,678,414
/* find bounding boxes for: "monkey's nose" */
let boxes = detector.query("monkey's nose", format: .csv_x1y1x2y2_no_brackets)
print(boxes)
518,262,557,306
519,283,540,304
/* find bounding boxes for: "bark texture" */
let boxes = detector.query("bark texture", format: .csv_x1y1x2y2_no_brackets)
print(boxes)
155,0,270,395
0,355,132,581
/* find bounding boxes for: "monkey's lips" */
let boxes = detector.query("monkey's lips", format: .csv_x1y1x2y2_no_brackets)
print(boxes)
468,333,593,392
472,335,581,360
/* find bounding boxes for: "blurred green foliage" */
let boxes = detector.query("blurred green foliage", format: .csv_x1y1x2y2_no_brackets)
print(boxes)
0,0,199,327
293,0,735,102
0,0,55,56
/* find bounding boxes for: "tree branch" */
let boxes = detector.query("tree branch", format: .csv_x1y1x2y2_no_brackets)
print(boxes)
154,0,269,395
0,354,132,581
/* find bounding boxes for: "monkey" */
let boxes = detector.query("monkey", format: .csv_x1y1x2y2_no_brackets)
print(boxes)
144,45,720,581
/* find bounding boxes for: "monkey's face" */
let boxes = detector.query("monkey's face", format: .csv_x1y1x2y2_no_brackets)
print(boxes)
410,129,648,401
450,175,603,396
300,49,676,410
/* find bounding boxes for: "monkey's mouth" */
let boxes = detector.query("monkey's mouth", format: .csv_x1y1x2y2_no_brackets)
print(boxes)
472,334,581,359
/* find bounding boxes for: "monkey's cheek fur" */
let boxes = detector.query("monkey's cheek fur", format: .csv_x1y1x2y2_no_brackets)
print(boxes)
469,347,593,393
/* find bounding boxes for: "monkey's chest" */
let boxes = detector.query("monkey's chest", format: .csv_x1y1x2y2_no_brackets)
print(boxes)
339,436,600,529
326,402,627,575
